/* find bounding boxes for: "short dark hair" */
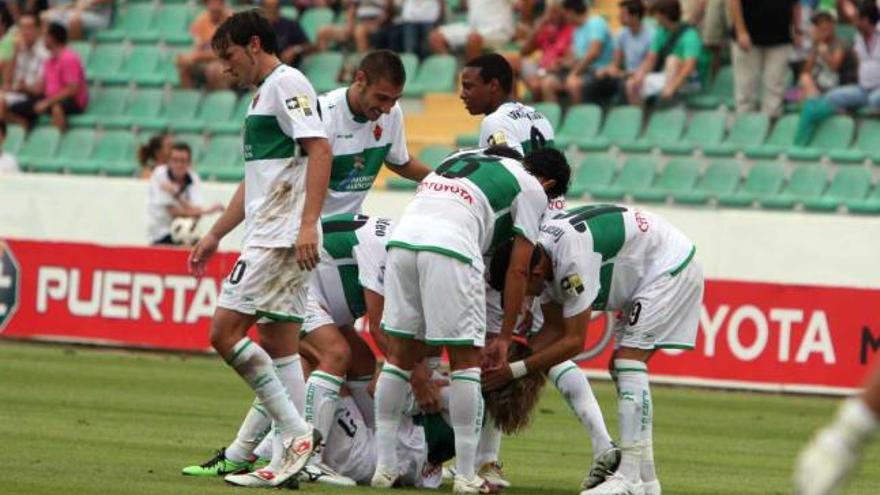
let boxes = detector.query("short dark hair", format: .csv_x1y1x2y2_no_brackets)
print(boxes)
561,0,587,15
171,142,192,160
47,22,67,45
619,0,644,19
484,144,523,161
211,9,278,56
358,49,406,87
464,53,513,95
858,0,880,25
650,0,682,22
523,147,570,199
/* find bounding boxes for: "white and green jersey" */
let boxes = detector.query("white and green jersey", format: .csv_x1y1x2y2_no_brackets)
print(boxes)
319,87,410,216
311,214,392,327
539,204,696,317
388,150,547,270
242,64,327,248
480,101,555,155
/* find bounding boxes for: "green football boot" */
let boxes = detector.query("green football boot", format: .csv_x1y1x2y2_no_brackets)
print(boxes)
181,448,254,477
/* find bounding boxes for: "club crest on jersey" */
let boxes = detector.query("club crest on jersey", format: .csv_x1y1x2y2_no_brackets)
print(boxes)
285,95,313,116
373,124,383,141
561,274,584,296
251,92,260,108
488,131,507,146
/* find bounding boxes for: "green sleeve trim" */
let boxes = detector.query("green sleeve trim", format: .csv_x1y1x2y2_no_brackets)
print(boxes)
450,375,481,384
380,322,416,339
381,366,411,382
653,343,695,350
615,367,648,373
669,246,696,277
387,241,472,265
425,337,477,347
227,339,254,364
552,364,579,389
255,310,304,323
512,225,526,236
311,370,345,387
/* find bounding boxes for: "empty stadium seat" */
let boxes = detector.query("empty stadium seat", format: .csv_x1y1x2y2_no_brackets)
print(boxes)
199,136,243,180
759,165,827,210
69,87,129,128
95,4,156,43
171,90,237,133
803,167,871,212
208,93,251,135
156,5,193,45
590,155,655,200
35,129,96,175
300,7,334,43
787,115,854,162
70,41,92,66
140,89,203,132
703,112,770,157
400,53,419,84
569,154,617,197
555,104,602,148
301,52,344,94
687,65,734,110
110,45,164,86
744,114,799,159
619,108,685,153
846,181,880,213
579,106,643,151
632,158,700,202
673,159,741,204
532,102,562,129
19,127,61,172
717,161,785,207
103,88,163,129
88,131,137,176
87,43,125,83
828,120,880,164
660,111,726,155
3,124,25,155
386,145,455,190
403,54,457,97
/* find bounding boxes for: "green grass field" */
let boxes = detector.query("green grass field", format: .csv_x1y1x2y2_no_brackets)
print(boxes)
1,339,878,495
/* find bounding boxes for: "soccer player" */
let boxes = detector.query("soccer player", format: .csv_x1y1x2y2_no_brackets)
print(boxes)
319,49,432,217
185,9,331,489
483,204,703,495
794,361,880,495
371,146,571,493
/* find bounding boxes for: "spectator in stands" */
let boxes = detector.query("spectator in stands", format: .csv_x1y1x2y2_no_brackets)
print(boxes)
800,9,848,98
316,0,388,53
588,0,653,106
0,121,19,174
146,142,222,246
729,0,800,116
5,22,86,130
401,0,443,59
0,5,16,78
42,0,113,41
428,0,515,61
519,2,574,101
625,0,707,106
177,0,231,90
680,0,726,79
261,0,312,67
0,13,47,121
138,132,173,179
796,1,880,144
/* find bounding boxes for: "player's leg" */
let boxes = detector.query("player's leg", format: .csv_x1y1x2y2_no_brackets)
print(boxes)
339,324,379,428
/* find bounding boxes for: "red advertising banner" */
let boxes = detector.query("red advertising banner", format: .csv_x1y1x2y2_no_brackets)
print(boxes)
1,238,879,394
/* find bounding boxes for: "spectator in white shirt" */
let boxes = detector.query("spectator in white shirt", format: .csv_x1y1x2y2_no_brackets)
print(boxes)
0,121,19,174
146,142,222,246
401,0,443,59
429,0,515,60
0,13,48,122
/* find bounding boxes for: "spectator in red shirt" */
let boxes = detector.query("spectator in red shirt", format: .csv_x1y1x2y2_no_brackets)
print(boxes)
518,3,574,101
6,22,86,130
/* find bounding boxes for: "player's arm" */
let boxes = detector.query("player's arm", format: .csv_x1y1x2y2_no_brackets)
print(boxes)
189,182,245,276
295,136,332,271
522,302,590,373
364,288,389,356
388,157,432,181
487,234,534,365
570,38,604,76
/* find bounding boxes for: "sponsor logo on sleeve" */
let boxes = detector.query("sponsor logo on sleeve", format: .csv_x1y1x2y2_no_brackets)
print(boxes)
487,131,507,146
285,95,313,116
561,274,584,296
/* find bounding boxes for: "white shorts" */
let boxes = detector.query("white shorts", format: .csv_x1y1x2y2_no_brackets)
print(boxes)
381,248,487,347
438,22,513,50
300,293,335,336
641,72,702,98
217,246,309,322
614,259,704,350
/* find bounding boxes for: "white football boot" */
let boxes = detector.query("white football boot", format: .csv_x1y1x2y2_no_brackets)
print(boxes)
478,462,511,488
794,427,860,495
453,474,500,494
298,460,357,486
371,467,401,488
580,472,644,495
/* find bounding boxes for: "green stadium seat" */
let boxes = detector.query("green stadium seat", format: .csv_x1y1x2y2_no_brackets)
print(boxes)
162,46,189,86
803,167,871,212
19,127,61,172
104,88,163,129
744,114,799,159
674,159,741,204
33,129,96,175
208,93,252,135
175,133,206,164
400,53,419,84
156,5,193,45
300,7,335,43
139,89,203,132
532,102,562,129
68,87,129,128
590,155,655,200
198,135,242,177
113,45,164,86
579,106,643,151
555,104,602,148
569,154,617,197
403,54,457,97
281,6,299,19
619,108,685,153
718,161,785,207
787,115,854,161
3,124,24,154
660,111,726,155
171,90,237,133
91,131,137,176
87,43,126,83
759,165,827,210
828,120,880,164
95,4,156,43
70,41,92,66
386,144,454,190
704,112,769,157
687,65,734,109
846,180,880,214
632,158,700,202
301,52,344,94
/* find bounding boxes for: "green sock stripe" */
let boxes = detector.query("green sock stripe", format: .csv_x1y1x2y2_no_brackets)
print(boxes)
252,404,269,419
552,364,579,389
381,366,411,382
228,339,254,364
311,371,344,387
274,356,301,369
253,373,272,389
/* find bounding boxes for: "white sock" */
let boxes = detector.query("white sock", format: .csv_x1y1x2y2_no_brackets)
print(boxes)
374,363,411,473
614,358,649,483
274,354,306,414
836,398,880,448
450,367,483,480
305,370,343,461
475,415,502,467
225,399,272,462
253,431,272,460
227,338,308,439
347,375,375,429
549,360,614,457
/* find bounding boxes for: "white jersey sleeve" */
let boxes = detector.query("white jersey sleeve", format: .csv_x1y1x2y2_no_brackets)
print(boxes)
539,225,602,318
480,111,522,155
270,68,326,141
510,174,547,245
385,104,411,167
353,217,393,296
